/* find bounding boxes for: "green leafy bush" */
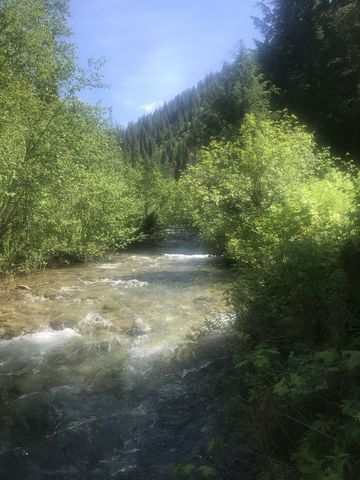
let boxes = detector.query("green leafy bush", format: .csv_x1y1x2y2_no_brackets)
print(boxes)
179,113,360,479
0,0,160,272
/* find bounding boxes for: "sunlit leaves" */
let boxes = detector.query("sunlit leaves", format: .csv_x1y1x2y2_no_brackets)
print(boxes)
0,1,144,271
178,111,360,479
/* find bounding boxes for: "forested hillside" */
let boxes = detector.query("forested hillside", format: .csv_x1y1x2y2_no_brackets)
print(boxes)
121,0,359,172
119,49,270,175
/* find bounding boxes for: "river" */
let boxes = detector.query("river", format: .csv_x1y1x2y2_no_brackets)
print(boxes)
0,237,235,479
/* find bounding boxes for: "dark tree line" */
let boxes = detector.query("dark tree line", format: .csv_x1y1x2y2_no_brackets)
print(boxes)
255,0,360,158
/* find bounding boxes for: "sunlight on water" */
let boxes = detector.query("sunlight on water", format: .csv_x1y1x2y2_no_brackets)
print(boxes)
0,239,234,479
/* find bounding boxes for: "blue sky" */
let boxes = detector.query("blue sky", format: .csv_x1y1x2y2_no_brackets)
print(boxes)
69,0,260,126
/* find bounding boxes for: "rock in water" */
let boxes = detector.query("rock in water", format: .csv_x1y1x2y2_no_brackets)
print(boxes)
126,318,151,336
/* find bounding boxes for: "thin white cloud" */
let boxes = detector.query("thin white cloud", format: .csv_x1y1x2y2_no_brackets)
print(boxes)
140,100,164,114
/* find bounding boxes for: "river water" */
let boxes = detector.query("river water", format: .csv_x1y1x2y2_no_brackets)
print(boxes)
0,238,235,479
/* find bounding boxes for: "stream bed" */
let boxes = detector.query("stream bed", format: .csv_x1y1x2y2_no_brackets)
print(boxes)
0,238,235,479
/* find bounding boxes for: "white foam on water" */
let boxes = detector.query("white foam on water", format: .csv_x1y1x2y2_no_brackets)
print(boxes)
197,311,237,337
114,279,149,289
97,263,118,270
128,343,177,359
162,254,210,260
130,255,153,261
0,329,82,367
215,311,236,327
129,255,159,268
23,292,66,303
181,361,212,378
0,328,80,347
86,298,98,305
88,278,149,289
118,465,138,474
71,298,82,305
23,293,48,303
60,286,82,293
126,318,152,336
78,313,113,333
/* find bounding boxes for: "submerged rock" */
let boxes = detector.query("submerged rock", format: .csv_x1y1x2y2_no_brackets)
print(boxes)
126,318,151,337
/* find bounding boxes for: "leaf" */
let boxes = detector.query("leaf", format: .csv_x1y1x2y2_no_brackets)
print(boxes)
198,465,217,477
207,436,224,454
314,349,340,364
181,464,196,475
172,464,196,478
273,378,289,396
342,350,360,370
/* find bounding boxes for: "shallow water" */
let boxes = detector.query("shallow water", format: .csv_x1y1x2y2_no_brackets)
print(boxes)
0,238,234,479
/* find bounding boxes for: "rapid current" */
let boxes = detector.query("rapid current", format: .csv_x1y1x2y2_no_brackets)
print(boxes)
0,237,235,479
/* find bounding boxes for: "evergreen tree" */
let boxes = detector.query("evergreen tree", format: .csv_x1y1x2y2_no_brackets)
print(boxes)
119,49,270,175
255,0,360,157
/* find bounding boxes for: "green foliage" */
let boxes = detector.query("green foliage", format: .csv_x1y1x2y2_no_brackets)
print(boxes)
172,463,196,479
1,2,360,478
207,436,224,455
0,0,74,97
172,463,218,479
198,465,217,478
0,0,154,272
0,97,144,270
179,113,360,478
179,112,354,253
